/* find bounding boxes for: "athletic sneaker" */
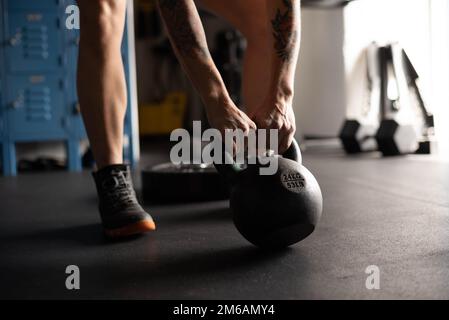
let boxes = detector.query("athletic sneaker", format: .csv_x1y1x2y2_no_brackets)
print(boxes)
92,164,156,238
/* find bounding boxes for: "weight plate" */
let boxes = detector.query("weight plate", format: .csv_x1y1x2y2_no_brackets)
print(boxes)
142,163,230,203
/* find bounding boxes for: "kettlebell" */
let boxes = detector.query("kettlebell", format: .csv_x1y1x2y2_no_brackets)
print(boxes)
215,139,323,249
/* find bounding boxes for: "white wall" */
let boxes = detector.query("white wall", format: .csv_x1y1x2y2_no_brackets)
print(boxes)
429,0,449,160
344,0,432,90
294,7,346,137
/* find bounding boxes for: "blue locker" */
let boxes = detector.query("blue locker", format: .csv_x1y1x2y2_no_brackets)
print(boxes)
7,0,66,10
0,0,5,141
64,22,84,140
5,74,65,137
0,0,138,176
0,92,3,139
4,11,63,73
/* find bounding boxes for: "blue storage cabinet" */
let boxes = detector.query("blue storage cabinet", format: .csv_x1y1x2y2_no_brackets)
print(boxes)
0,0,139,176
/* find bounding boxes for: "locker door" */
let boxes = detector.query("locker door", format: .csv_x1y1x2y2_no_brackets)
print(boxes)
65,25,86,139
6,0,65,10
0,0,4,137
0,106,4,139
6,74,65,136
0,79,3,138
4,11,63,73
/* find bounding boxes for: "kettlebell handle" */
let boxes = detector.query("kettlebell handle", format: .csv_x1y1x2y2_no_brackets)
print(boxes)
214,138,302,184
260,138,302,163
282,138,302,164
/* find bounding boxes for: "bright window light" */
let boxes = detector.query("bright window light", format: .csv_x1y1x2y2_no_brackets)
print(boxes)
430,0,449,160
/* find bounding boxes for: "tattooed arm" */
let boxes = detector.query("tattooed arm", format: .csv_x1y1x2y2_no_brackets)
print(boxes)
269,0,301,94
157,0,256,136
250,0,301,153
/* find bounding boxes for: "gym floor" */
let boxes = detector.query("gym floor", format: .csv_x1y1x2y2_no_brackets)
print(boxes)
1,140,448,300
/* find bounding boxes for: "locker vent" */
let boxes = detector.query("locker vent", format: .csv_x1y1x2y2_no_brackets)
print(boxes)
22,25,49,60
25,87,51,121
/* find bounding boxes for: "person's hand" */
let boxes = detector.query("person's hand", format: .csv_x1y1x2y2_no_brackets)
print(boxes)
205,96,257,154
249,94,296,154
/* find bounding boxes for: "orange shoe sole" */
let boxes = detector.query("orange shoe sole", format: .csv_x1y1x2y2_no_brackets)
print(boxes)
104,219,156,238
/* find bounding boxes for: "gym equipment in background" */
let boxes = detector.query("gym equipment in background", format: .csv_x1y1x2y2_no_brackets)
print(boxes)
142,138,304,205
340,43,382,153
215,139,323,249
375,43,435,156
213,29,245,106
142,162,229,203
388,45,435,155
138,92,187,136
135,0,163,39
339,42,435,156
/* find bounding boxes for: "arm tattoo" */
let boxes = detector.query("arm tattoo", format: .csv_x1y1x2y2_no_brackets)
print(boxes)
158,0,210,59
271,0,298,62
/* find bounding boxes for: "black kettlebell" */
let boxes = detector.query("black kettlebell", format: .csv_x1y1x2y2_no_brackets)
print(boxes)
215,139,323,249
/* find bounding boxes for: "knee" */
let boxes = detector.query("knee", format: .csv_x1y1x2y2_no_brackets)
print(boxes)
78,0,126,47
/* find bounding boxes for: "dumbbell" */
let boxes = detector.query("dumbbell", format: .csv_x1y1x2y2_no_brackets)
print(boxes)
375,120,419,156
342,43,434,156
375,44,432,156
341,118,420,156
340,43,381,154
340,120,379,153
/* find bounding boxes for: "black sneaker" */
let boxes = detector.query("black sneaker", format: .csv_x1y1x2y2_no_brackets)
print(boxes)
92,164,156,238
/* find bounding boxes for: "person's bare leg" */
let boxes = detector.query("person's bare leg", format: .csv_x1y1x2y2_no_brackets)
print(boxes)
77,0,127,169
196,0,272,115
77,0,155,238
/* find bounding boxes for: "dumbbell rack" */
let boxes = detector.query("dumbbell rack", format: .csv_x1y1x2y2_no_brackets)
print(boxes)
0,0,139,176
340,42,435,155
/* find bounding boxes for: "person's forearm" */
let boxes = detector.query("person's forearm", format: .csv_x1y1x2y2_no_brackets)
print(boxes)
266,0,301,103
157,0,230,108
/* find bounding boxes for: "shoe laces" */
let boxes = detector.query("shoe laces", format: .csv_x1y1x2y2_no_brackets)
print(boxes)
101,169,137,209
